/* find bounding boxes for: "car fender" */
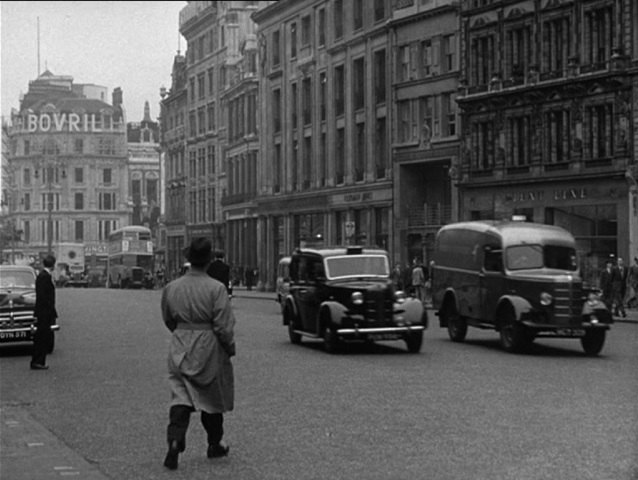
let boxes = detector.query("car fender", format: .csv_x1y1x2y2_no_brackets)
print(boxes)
496,295,532,323
398,297,426,326
437,288,459,327
282,295,299,326
320,301,347,328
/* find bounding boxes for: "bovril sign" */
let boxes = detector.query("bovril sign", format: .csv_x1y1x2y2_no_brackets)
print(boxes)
14,113,117,133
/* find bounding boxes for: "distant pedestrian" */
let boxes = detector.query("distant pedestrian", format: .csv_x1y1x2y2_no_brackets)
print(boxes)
31,254,57,370
599,259,614,310
611,257,627,318
391,263,404,291
207,250,231,296
411,259,425,303
161,238,236,470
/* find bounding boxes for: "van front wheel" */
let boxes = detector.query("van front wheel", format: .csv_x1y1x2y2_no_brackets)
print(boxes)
499,308,531,353
581,329,605,356
443,301,467,342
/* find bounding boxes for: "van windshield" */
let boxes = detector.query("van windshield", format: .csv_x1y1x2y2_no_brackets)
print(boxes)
506,245,578,271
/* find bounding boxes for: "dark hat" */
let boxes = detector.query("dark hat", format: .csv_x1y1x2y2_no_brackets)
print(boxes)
185,237,212,267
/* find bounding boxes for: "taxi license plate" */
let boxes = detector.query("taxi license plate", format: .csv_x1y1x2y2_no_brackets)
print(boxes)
555,328,585,337
0,331,30,341
368,333,401,341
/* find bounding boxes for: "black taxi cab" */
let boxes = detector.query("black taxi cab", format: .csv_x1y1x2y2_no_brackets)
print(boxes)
0,265,60,351
431,221,612,355
282,246,427,353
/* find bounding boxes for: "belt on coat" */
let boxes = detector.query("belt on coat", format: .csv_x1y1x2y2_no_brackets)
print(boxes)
175,323,214,330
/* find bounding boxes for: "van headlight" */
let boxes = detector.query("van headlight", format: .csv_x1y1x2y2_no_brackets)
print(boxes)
587,291,601,306
540,292,553,306
351,291,364,305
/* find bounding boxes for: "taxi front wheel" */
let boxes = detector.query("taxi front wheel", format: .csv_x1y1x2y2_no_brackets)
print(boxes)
581,329,605,356
405,331,423,353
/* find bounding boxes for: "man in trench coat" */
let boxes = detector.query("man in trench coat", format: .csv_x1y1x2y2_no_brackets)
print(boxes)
161,237,236,470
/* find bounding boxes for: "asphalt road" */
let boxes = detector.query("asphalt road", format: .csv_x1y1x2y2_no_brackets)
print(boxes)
1,288,637,480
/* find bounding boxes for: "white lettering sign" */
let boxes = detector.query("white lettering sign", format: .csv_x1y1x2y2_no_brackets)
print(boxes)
20,113,114,133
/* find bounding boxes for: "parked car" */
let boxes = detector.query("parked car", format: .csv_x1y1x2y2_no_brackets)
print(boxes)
275,256,291,312
431,220,612,355
282,246,427,353
0,265,59,352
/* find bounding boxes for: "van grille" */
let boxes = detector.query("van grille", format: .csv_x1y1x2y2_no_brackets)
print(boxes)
553,282,583,324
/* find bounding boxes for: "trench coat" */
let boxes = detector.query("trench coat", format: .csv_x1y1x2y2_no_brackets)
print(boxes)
161,269,235,414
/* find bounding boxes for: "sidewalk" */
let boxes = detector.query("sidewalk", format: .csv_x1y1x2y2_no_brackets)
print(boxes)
0,402,110,480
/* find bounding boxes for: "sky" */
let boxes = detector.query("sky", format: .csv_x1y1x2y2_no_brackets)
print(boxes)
1,1,186,123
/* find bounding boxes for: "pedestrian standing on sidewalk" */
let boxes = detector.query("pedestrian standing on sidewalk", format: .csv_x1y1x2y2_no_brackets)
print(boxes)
411,259,426,303
161,237,236,470
30,254,57,370
599,259,614,311
611,257,628,318
207,250,231,296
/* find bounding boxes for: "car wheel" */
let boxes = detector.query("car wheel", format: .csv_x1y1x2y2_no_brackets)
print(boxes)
581,329,605,356
443,301,467,342
323,327,340,354
499,307,531,353
285,307,302,344
405,331,423,353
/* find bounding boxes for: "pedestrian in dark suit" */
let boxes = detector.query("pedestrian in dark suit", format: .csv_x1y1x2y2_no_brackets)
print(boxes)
31,255,58,370
599,259,614,311
611,257,628,318
207,250,231,296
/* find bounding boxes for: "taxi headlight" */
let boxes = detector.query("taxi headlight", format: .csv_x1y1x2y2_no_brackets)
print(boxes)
21,293,36,305
351,291,364,305
540,292,553,306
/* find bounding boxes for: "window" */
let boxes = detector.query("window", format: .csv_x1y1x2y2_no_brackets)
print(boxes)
397,100,417,143
272,30,281,67
273,89,282,133
75,221,84,242
472,35,495,85
509,116,531,167
318,8,326,47
473,120,495,170
103,168,112,185
98,138,115,155
290,22,297,58
543,19,568,76
585,6,614,68
443,93,457,137
545,109,571,164
398,45,410,81
353,57,365,111
23,168,31,186
74,138,84,154
98,220,117,241
374,0,385,22
207,145,215,174
443,34,457,72
335,127,345,184
586,103,613,160
334,65,345,116
319,72,327,121
334,0,343,40
291,82,298,128
74,192,84,210
274,143,282,193
198,74,205,99
24,140,30,155
23,193,30,211
374,49,386,104
507,26,531,79
375,207,389,250
353,0,363,31
302,78,312,125
24,221,30,243
208,103,216,131
354,122,365,182
99,192,116,210
375,117,387,179
189,78,195,103
301,15,311,47
198,107,205,135
319,132,327,186
302,136,312,190
291,140,298,191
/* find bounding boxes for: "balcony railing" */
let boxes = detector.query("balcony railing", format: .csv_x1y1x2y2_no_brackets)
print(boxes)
407,203,452,227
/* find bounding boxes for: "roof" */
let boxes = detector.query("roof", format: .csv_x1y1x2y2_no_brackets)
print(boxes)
293,246,389,258
438,221,575,246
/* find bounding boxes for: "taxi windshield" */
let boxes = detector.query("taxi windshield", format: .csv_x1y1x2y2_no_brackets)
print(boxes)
506,245,577,271
0,270,36,288
325,255,389,279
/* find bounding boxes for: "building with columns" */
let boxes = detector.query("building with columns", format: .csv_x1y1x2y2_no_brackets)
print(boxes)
456,0,638,286
2,70,129,267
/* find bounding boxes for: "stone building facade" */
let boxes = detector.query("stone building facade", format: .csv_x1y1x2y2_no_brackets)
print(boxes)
3,70,129,267
456,0,638,286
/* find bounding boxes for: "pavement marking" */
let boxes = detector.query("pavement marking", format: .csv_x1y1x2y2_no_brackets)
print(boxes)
60,472,81,476
5,420,20,426
27,442,45,447
54,466,75,470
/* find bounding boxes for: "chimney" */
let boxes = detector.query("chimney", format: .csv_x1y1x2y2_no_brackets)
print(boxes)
112,87,123,107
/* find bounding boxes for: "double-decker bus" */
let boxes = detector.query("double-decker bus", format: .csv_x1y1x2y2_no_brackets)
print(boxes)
106,226,154,289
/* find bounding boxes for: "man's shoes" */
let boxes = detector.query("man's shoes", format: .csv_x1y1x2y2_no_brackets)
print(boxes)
207,442,229,458
622,312,627,318
30,363,48,370
163,440,180,470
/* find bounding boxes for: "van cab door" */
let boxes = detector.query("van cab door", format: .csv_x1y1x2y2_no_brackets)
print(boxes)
480,246,505,323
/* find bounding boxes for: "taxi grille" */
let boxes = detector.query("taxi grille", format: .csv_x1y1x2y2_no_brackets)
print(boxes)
363,290,393,323
0,305,36,329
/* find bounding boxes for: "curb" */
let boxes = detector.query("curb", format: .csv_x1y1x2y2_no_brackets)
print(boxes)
1,402,110,480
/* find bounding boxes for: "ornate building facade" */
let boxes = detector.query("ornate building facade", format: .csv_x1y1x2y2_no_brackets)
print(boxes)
456,0,638,286
3,70,129,267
